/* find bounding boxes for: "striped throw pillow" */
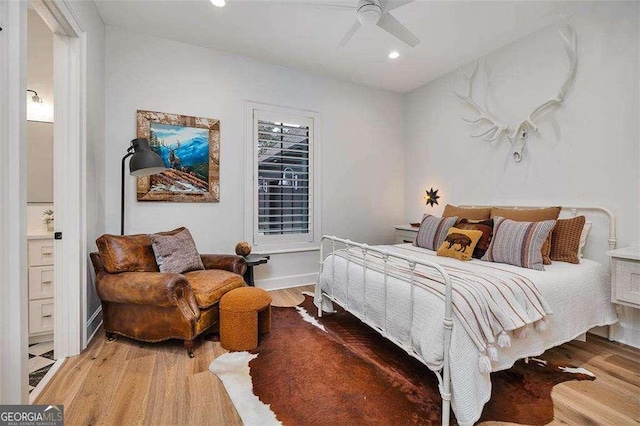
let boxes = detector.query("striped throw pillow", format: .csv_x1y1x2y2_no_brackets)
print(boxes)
414,215,458,251
482,216,556,271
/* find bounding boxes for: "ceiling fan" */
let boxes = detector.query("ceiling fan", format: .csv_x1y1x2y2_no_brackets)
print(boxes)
304,0,420,48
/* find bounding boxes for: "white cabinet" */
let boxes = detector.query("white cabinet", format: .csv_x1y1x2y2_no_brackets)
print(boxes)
29,299,54,335
29,266,55,299
28,239,55,266
394,225,419,244
27,237,54,342
608,247,640,309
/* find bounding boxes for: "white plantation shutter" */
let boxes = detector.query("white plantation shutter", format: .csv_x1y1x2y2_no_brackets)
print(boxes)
253,109,315,245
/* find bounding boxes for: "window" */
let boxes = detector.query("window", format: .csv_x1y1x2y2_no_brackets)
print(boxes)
245,104,321,250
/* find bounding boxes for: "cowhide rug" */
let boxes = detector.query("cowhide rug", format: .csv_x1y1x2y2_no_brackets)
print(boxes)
210,294,595,425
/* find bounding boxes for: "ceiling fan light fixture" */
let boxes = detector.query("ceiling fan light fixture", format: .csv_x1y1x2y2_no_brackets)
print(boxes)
388,50,400,59
357,3,382,27
210,0,226,7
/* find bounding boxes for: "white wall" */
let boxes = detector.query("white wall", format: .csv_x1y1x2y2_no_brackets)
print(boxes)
26,121,53,203
105,26,404,289
69,0,106,341
26,204,53,234
27,11,54,204
27,9,53,115
403,2,639,346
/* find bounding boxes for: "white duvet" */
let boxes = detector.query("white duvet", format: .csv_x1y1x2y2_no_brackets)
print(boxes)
315,243,618,425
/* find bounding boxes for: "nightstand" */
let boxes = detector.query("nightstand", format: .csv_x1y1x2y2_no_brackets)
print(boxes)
607,247,640,309
394,225,419,244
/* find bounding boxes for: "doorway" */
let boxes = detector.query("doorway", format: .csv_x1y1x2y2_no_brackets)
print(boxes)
25,7,56,397
0,0,88,404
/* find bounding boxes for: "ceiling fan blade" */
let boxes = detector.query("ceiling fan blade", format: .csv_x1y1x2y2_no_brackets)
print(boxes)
337,21,362,48
381,0,415,13
296,2,356,11
376,12,420,47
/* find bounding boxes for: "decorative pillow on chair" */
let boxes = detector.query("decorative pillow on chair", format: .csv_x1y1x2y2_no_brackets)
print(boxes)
96,227,185,273
414,215,458,251
456,218,493,259
550,215,586,264
482,217,556,271
149,228,205,274
437,227,484,261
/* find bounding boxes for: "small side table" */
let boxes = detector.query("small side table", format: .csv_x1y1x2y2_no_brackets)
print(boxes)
394,225,419,244
607,247,640,309
243,254,270,286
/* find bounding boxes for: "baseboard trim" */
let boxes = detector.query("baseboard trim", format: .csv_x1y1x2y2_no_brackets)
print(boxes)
612,322,640,349
86,306,103,346
29,334,53,345
255,273,317,291
29,358,65,403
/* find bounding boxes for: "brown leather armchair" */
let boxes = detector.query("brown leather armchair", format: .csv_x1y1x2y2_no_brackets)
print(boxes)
90,230,247,357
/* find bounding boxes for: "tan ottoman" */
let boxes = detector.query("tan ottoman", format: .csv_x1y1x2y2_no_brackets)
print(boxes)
220,287,272,351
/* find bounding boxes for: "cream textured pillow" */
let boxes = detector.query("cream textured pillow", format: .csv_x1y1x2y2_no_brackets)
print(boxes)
578,221,592,259
149,228,204,274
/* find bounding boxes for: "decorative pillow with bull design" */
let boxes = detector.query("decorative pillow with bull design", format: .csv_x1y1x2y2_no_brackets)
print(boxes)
436,227,484,261
456,218,494,259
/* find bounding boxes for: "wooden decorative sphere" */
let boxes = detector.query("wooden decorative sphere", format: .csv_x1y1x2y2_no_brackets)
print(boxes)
235,241,252,257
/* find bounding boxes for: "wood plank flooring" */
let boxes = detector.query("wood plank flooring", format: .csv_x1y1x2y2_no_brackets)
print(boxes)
36,285,639,425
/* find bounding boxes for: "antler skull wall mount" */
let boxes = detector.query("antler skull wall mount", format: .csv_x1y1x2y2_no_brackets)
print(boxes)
453,19,577,163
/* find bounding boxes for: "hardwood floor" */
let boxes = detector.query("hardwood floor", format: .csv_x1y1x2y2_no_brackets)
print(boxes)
37,285,639,425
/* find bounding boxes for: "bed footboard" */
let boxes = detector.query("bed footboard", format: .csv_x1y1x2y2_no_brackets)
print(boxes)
317,235,454,426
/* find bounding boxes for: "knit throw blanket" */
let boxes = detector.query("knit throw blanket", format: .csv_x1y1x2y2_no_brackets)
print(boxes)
326,245,553,372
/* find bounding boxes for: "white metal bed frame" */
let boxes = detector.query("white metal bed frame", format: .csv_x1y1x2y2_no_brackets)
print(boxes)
316,206,616,426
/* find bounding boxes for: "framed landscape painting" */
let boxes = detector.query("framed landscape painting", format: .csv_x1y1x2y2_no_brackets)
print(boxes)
136,110,220,202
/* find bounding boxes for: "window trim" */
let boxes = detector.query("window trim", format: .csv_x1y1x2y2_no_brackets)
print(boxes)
244,101,321,252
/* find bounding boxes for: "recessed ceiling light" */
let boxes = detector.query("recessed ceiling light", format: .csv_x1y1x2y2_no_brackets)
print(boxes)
211,0,226,7
388,50,400,59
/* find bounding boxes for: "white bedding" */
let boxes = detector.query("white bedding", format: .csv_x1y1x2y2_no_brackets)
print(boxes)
316,243,618,425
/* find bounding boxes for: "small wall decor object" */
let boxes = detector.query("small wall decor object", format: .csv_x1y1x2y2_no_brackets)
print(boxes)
235,241,252,257
453,18,577,163
136,110,220,202
424,188,440,207
42,209,54,232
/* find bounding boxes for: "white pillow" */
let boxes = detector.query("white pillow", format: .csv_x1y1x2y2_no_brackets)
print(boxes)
578,221,592,259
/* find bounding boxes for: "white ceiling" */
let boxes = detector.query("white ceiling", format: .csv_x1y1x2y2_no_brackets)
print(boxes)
95,0,585,93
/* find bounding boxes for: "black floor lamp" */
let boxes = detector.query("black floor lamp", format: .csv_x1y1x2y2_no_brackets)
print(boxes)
121,138,166,235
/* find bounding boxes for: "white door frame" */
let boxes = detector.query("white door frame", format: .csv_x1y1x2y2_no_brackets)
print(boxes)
32,0,87,358
0,0,29,405
0,0,87,404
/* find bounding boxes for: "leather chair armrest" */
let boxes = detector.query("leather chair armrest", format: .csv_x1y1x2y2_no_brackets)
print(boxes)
200,254,248,276
95,271,200,320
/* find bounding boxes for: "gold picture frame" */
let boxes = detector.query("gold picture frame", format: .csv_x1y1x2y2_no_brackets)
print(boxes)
136,110,220,202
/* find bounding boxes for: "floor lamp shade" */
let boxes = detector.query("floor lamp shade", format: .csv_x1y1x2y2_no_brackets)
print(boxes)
121,138,166,234
129,138,166,176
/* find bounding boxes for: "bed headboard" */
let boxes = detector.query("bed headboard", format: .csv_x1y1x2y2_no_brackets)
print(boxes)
460,206,616,265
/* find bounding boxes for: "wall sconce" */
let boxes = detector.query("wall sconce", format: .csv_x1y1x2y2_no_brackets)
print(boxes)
424,187,440,207
27,89,54,123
